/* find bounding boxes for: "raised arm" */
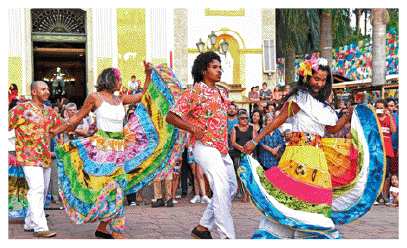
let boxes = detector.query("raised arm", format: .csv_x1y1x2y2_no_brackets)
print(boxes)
120,60,152,105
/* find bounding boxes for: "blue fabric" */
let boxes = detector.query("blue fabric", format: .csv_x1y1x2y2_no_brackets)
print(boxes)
258,129,284,168
228,117,238,133
391,113,398,149
331,104,385,225
239,156,333,233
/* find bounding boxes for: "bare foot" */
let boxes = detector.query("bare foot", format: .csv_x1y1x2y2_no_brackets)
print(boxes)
96,222,109,234
112,231,126,239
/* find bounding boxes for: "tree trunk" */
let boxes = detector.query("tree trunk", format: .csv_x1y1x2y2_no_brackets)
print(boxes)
370,9,389,86
284,45,296,85
320,9,333,68
354,9,361,35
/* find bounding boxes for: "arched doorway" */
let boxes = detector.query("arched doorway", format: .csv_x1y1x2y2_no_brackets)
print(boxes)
31,9,87,108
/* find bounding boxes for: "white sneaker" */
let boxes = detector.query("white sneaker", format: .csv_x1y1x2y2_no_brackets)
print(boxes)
190,195,201,203
173,199,178,204
130,202,137,206
175,195,181,199
201,196,211,204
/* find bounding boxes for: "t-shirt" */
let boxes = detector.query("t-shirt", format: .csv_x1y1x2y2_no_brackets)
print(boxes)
379,116,395,157
128,80,138,94
170,82,230,154
260,89,272,99
389,186,399,203
228,117,239,133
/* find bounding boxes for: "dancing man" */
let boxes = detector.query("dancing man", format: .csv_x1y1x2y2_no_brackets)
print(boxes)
240,55,385,239
9,81,65,238
166,51,238,239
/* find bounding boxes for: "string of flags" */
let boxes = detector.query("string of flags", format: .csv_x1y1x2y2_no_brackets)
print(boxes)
276,28,399,83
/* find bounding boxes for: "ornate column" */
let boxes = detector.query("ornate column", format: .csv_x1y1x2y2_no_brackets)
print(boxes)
173,8,188,88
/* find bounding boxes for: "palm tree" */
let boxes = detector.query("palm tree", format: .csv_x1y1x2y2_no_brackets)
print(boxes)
320,9,333,68
277,9,319,85
370,8,389,86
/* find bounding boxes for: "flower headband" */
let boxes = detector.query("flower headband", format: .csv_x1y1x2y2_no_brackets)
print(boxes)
298,54,328,78
112,68,121,79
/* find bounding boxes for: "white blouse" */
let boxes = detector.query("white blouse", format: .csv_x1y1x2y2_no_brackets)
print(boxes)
95,93,126,133
288,90,338,137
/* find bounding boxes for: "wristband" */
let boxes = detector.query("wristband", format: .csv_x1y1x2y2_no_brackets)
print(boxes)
251,139,258,146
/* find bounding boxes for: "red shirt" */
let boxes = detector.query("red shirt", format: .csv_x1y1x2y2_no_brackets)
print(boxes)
379,116,395,157
170,82,230,154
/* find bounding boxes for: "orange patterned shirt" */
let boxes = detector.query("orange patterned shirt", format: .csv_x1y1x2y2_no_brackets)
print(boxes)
170,82,230,154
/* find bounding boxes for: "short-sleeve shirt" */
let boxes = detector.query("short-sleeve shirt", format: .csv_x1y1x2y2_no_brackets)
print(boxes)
170,82,230,154
8,102,66,168
379,116,395,157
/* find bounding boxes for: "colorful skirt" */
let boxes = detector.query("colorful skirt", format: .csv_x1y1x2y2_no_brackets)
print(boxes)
238,104,385,239
8,152,51,218
55,64,185,232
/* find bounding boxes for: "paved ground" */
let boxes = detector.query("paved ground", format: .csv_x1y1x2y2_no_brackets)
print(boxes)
8,194,399,239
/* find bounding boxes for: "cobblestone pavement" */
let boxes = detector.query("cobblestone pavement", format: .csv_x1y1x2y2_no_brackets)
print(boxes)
9,196,398,239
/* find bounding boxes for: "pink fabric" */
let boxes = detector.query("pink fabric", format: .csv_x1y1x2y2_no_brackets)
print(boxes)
264,167,333,204
331,145,358,188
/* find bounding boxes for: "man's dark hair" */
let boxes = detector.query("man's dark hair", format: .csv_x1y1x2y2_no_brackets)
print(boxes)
276,64,333,110
96,68,119,92
385,97,396,105
375,98,388,108
191,51,221,84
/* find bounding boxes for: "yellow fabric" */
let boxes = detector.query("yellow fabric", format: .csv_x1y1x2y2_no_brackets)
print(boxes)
279,145,332,189
321,138,353,178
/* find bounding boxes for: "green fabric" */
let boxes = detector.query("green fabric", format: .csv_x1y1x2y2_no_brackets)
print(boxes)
256,166,331,217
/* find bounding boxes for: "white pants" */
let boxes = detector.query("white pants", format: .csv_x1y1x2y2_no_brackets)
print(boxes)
193,141,238,239
22,166,51,232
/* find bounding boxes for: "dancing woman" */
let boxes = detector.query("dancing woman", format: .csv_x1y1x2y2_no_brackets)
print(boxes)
51,62,153,239
240,55,385,239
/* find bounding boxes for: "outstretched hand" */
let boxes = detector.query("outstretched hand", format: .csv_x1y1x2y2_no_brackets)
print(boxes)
143,60,153,76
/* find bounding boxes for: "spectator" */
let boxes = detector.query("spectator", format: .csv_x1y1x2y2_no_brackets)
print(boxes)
336,101,346,113
171,156,183,204
119,86,129,95
272,86,282,102
64,103,89,141
259,82,272,100
250,109,263,133
250,110,263,160
282,85,292,98
20,95,26,103
49,135,61,205
227,103,238,134
151,172,174,208
188,137,211,204
389,174,399,206
230,110,257,202
179,146,194,198
386,97,399,175
248,86,260,102
9,83,19,105
374,99,396,205
258,113,285,169
265,103,275,114
135,80,143,94
128,75,138,95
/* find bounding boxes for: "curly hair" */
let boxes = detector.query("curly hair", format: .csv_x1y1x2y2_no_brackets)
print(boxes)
96,68,120,92
191,51,221,84
276,64,333,110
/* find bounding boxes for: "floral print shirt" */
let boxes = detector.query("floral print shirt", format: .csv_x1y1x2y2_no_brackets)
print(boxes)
170,82,230,154
8,102,66,168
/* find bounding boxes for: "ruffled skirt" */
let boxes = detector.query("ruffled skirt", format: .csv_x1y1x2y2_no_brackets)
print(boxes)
238,104,386,239
56,64,185,232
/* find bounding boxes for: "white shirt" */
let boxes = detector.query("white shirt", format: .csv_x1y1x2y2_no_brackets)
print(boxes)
289,90,338,137
390,186,399,203
8,130,15,152
95,94,126,132
128,80,138,92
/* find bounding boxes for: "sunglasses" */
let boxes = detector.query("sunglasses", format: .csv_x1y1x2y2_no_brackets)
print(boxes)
239,117,248,120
